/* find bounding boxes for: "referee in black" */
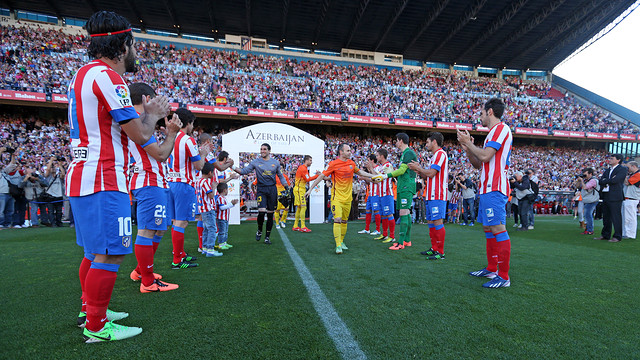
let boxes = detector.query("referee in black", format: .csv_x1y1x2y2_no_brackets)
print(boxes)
234,143,289,244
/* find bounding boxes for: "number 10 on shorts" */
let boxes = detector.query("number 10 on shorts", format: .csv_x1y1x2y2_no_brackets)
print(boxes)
118,217,132,236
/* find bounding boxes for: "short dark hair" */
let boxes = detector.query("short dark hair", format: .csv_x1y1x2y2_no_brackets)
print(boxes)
582,167,594,175
217,182,228,193
368,154,377,162
261,143,271,151
426,131,444,147
175,108,196,128
218,151,229,161
395,132,409,145
484,98,505,119
85,11,134,61
337,143,348,156
303,155,312,162
201,162,214,176
377,148,388,159
610,154,623,163
129,83,155,106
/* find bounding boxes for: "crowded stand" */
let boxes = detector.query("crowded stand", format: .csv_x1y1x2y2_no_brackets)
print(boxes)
2,108,614,229
1,23,639,134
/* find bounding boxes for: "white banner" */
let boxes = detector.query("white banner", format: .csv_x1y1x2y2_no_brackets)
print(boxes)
222,122,325,225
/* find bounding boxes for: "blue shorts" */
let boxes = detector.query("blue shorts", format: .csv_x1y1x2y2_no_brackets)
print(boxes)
425,200,447,221
70,191,133,255
365,197,373,212
449,202,458,210
380,195,395,216
168,182,196,221
132,186,169,231
478,191,508,226
371,196,381,212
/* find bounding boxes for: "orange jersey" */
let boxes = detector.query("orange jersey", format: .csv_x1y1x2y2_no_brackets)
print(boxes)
276,173,291,192
322,158,360,203
294,164,319,189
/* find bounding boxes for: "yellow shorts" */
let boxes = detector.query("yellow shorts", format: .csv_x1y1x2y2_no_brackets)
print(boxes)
331,200,351,221
293,186,306,206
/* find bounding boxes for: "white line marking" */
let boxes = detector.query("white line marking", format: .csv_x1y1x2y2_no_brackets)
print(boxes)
277,228,367,360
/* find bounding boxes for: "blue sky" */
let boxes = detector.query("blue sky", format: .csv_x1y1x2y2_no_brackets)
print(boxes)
553,2,640,115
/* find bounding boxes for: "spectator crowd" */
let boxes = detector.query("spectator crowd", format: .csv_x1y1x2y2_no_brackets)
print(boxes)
1,23,639,134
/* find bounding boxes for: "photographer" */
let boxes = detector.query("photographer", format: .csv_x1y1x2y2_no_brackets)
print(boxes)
526,169,539,229
42,156,67,227
0,147,19,228
22,168,48,227
576,167,599,235
456,173,476,226
509,171,534,231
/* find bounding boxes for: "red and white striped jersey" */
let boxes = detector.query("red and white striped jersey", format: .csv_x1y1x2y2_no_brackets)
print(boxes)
214,168,226,183
366,181,374,197
196,178,216,213
65,60,138,196
376,161,394,197
425,148,448,201
481,122,512,196
216,195,231,220
128,136,168,190
167,131,201,187
371,164,382,196
450,188,462,203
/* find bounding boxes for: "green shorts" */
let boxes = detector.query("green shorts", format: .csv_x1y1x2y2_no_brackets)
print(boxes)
397,191,414,210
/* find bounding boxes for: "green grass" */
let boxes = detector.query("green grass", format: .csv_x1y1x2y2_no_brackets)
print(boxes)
1,216,639,359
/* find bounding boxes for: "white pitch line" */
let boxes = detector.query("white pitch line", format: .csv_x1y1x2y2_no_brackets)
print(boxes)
277,228,367,360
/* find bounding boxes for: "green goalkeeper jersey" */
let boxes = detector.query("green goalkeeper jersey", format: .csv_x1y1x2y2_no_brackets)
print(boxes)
388,147,417,194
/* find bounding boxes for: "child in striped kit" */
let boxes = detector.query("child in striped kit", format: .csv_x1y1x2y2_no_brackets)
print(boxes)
216,182,238,249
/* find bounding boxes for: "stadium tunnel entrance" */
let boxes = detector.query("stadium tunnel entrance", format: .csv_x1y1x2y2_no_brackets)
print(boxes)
222,122,325,225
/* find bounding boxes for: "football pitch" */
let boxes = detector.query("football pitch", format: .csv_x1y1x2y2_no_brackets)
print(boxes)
2,216,639,359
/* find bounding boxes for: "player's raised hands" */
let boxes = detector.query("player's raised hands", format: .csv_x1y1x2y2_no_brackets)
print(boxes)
143,94,171,119
456,129,472,145
165,114,182,134
407,160,422,171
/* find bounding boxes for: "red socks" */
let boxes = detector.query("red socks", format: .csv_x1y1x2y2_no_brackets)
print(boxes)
79,256,92,313
434,225,446,254
381,218,388,237
197,221,203,249
135,244,155,286
485,231,498,273
84,264,119,332
374,214,381,232
389,218,396,238
494,230,511,280
365,213,371,231
171,226,185,264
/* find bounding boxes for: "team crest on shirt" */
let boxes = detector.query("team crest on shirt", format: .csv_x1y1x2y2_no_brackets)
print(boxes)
486,208,494,218
122,236,132,248
155,217,163,225
115,85,128,98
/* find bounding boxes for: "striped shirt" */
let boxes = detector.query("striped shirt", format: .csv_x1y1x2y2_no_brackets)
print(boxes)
216,195,232,220
65,60,138,196
481,122,512,196
196,178,216,213
128,135,168,190
425,148,448,201
376,161,394,196
167,131,201,188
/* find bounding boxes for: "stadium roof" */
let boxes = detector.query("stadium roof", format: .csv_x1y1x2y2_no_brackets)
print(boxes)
4,0,636,70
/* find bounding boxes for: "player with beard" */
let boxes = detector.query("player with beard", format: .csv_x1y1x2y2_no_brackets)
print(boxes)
68,11,171,342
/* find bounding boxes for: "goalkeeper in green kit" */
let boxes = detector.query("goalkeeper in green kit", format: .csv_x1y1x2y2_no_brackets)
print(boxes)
374,132,417,250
